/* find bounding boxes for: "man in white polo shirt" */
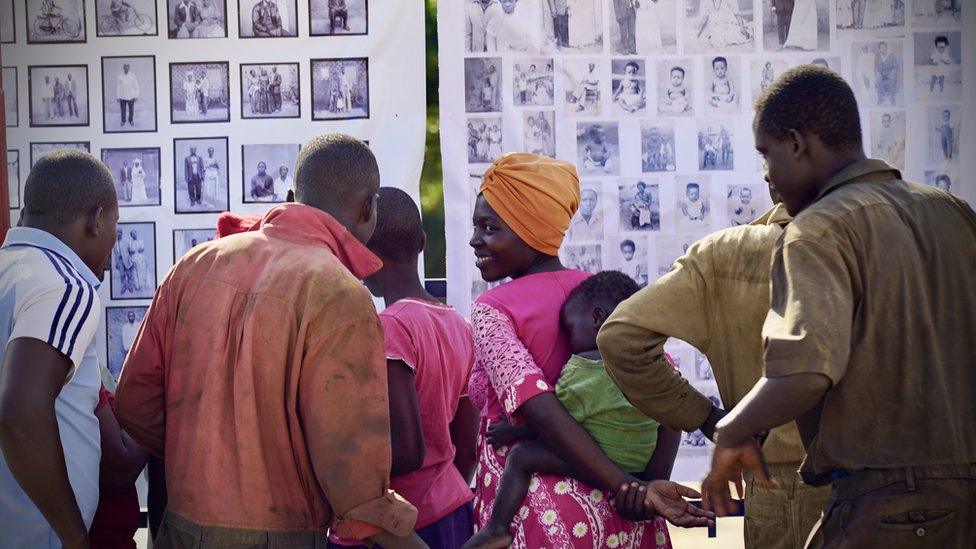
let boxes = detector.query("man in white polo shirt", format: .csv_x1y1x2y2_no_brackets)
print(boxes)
0,149,119,548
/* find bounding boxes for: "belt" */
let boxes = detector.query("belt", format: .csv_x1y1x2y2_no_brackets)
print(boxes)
828,463,976,499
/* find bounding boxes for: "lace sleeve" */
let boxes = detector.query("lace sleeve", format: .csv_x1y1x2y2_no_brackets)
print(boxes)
471,303,554,417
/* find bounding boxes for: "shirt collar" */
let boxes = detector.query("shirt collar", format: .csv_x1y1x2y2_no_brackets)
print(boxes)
813,158,900,203
751,203,793,227
1,227,102,288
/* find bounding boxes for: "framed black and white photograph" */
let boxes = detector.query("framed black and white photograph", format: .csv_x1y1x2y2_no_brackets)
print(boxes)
562,244,602,274
852,41,904,108
655,234,695,275
683,0,754,54
26,0,86,43
613,236,649,287
567,185,604,241
703,55,740,115
101,147,162,207
762,0,828,52
676,175,712,232
104,306,148,379
641,120,676,173
169,62,230,123
577,122,619,176
924,168,956,194
7,150,20,209
912,0,961,26
242,143,299,203
750,59,788,100
3,67,17,127
110,222,157,300
563,58,602,116
167,0,227,37
173,137,230,213
464,57,502,113
513,60,554,107
96,0,157,36
541,0,603,53
467,116,503,164
836,0,904,36
610,0,677,54
311,58,369,120
173,228,215,261
522,111,554,157
618,178,660,232
28,65,89,127
657,59,694,116
870,111,905,170
928,105,959,165
610,59,646,116
30,141,90,167
310,0,367,35
240,63,300,119
1,0,15,43
913,32,962,103
698,120,734,170
239,0,297,37
102,56,157,133
727,184,764,226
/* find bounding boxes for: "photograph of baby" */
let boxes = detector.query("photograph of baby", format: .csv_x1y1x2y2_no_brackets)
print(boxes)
311,58,369,120
468,117,504,164
102,56,157,133
912,0,961,26
611,59,647,116
28,65,89,127
610,0,678,54
241,63,300,119
513,61,554,107
3,67,17,127
750,59,788,100
577,122,620,176
698,120,734,170
913,32,962,102
7,150,19,209
1,0,13,43
928,106,959,164
618,178,661,231
870,111,905,170
464,57,503,113
96,0,157,36
703,55,739,115
641,120,677,173
614,237,650,288
239,0,297,37
27,0,86,43
655,234,695,275
170,62,231,123
167,0,227,38
30,142,90,167
923,168,956,194
110,222,157,300
101,147,162,207
657,59,694,116
242,143,299,203
727,184,764,226
105,306,148,379
851,41,904,108
683,0,754,54
174,228,215,261
567,186,604,241
836,0,904,36
310,0,367,35
676,176,712,232
563,59,603,116
563,244,602,274
174,137,230,213
762,0,828,52
523,111,555,157
541,0,603,53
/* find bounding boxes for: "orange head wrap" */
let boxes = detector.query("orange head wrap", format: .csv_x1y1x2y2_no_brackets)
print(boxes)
479,153,580,256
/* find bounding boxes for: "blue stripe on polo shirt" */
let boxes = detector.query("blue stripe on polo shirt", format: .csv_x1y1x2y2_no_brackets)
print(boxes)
38,248,76,347
55,259,87,353
53,254,94,358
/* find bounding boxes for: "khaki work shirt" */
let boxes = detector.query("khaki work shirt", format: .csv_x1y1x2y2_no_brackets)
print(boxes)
599,203,807,465
762,159,976,484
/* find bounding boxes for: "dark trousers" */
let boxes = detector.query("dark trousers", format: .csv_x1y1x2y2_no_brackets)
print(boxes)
553,13,569,46
120,99,135,124
187,176,202,205
777,10,793,43
66,94,78,117
852,0,864,26
271,90,281,111
617,12,636,53
155,511,329,548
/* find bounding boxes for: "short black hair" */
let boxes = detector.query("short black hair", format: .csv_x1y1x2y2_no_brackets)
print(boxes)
620,239,636,251
935,35,948,45
23,149,116,224
366,187,425,263
754,64,862,152
670,66,685,77
712,56,728,67
625,61,640,72
563,271,640,317
294,134,379,209
686,182,700,190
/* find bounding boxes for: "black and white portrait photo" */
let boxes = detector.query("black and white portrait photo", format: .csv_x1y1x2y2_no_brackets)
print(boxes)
836,0,904,35
102,147,161,207
170,62,230,123
541,0,603,53
96,0,157,36
870,111,905,170
727,184,763,226
105,306,147,379
110,222,157,300
676,175,712,232
683,0,754,54
563,59,602,116
3,67,17,127
28,65,89,127
1,0,14,43
466,0,542,53
852,41,904,108
563,244,602,274
928,105,959,164
924,168,956,194
655,234,694,275
618,178,660,231
173,137,230,213
27,0,86,43
513,60,554,107
311,58,369,120
611,59,646,116
522,111,555,157
577,122,620,176
173,228,215,260
614,236,649,287
167,0,227,38
641,120,676,172
239,0,297,37
657,59,694,116
242,143,299,203
241,63,300,118
762,0,828,52
7,150,19,209
912,0,960,26
310,0,367,35
750,59,787,100
698,120,734,170
567,185,604,241
610,0,677,54
464,57,502,113
30,142,90,167
913,32,962,102
467,116,503,164
102,56,157,133
703,56,740,115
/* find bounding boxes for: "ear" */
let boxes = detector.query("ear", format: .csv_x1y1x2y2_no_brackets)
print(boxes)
86,206,105,238
361,192,377,224
592,305,608,326
787,129,808,159
419,231,428,254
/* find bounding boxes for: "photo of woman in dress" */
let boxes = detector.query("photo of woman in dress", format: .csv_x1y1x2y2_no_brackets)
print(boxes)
686,0,753,53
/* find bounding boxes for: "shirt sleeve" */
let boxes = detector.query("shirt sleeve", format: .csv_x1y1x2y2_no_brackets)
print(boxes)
379,315,418,373
471,303,554,418
598,243,716,432
763,237,854,384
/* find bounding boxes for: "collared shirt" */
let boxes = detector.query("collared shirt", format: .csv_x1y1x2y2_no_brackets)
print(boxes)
567,210,604,240
0,227,103,545
600,203,808,465
117,71,140,101
115,204,418,539
762,159,976,482
465,0,492,52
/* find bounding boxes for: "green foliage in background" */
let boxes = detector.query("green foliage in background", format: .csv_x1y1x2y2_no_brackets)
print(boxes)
420,0,446,278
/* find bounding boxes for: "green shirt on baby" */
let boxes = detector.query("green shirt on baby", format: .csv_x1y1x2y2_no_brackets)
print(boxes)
555,355,660,473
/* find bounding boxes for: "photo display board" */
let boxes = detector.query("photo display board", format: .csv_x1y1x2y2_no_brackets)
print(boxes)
3,0,426,384
439,0,974,480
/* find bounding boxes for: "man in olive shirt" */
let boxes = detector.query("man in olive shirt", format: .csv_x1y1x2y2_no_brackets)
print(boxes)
599,199,830,548
702,65,976,547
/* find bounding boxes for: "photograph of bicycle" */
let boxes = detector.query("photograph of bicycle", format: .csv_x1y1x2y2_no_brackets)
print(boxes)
96,0,158,36
26,0,86,43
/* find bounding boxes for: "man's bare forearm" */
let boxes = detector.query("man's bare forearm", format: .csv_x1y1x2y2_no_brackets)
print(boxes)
714,373,831,447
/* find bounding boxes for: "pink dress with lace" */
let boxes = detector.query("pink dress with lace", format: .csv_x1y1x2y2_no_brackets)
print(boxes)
469,270,672,548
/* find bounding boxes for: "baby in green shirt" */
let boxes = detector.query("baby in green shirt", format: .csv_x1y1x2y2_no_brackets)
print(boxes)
464,271,680,549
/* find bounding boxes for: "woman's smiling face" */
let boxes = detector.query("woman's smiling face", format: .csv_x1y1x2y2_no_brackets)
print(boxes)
469,195,542,282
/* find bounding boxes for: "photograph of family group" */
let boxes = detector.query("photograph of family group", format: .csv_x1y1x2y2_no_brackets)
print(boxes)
102,56,157,133
167,0,228,37
698,121,735,170
241,63,300,118
513,61,554,107
467,117,504,164
169,62,231,123
836,0,905,36
28,65,89,127
464,58,502,113
101,147,162,207
852,40,904,107
311,58,369,120
522,111,555,157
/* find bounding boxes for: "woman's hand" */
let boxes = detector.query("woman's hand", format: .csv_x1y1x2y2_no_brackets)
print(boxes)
614,480,715,527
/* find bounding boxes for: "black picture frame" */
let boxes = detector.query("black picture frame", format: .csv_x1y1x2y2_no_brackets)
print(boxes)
3,66,19,127
29,141,91,167
110,221,158,301
166,0,229,38
25,0,87,44
308,0,368,37
95,0,160,37
103,305,149,378
102,55,159,134
239,62,301,120
310,57,370,121
240,142,300,204
27,64,91,128
237,0,299,38
172,136,230,214
1,0,17,44
169,61,231,124
101,146,164,207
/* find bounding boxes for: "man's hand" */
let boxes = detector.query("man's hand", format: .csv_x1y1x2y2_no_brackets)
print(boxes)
614,480,715,527
701,438,774,516
485,413,531,449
